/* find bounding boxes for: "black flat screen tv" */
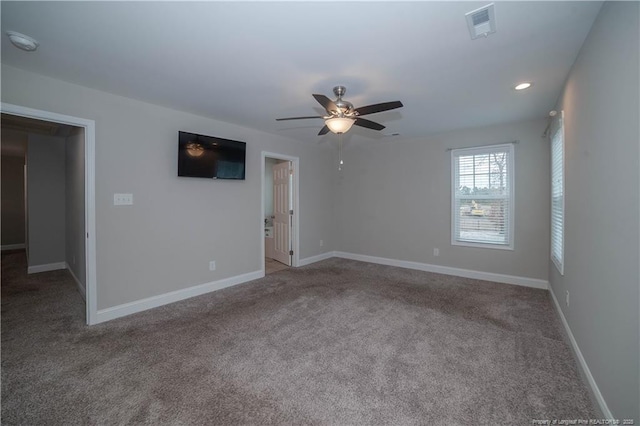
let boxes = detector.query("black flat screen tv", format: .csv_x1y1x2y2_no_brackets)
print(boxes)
178,131,246,180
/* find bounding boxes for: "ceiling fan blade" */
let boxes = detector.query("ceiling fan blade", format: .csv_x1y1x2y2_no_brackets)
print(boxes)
276,116,324,121
354,101,403,116
354,118,385,131
318,125,330,136
312,94,339,114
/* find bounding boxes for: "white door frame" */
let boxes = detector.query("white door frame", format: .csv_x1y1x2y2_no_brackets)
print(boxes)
261,151,299,274
1,102,97,325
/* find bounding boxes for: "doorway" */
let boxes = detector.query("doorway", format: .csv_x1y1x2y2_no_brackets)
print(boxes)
2,115,81,272
1,103,97,325
261,152,299,275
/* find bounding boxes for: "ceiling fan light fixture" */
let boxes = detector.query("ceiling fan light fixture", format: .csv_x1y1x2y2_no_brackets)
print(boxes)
325,117,355,134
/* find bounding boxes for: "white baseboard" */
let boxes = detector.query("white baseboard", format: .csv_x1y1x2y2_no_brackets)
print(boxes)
94,270,264,324
65,262,86,301
333,251,549,289
1,243,25,251
91,250,547,324
549,287,612,419
28,261,66,274
298,251,335,267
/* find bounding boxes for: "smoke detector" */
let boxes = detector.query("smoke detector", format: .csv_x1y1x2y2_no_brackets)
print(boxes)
6,31,39,52
465,3,496,40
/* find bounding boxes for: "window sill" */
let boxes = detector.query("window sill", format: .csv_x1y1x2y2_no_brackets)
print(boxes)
451,240,514,251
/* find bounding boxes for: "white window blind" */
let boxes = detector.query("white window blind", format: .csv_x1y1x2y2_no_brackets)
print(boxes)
550,112,565,274
451,143,514,249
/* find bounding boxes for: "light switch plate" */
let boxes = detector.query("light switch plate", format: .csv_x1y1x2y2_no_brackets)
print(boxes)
114,193,133,205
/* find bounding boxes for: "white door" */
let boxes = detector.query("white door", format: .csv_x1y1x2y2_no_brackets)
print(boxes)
272,161,292,266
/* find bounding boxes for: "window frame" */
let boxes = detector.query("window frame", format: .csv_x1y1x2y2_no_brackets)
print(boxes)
550,112,565,275
450,143,515,250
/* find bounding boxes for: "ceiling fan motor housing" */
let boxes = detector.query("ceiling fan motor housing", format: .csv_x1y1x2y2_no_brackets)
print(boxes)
332,86,353,116
333,101,353,116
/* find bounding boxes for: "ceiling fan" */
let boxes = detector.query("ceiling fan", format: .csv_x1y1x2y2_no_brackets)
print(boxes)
276,86,403,136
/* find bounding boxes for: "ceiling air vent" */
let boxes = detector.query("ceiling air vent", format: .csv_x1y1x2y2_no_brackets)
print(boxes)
465,3,496,40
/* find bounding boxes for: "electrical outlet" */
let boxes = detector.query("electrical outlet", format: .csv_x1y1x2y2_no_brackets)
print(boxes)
114,193,133,205
209,261,216,271
433,248,440,257
320,240,324,247
566,290,570,307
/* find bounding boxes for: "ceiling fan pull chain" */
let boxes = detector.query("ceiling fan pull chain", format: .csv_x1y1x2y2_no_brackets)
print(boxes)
338,134,343,171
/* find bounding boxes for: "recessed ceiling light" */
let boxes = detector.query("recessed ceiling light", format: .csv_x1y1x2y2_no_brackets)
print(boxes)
6,31,39,52
514,82,533,91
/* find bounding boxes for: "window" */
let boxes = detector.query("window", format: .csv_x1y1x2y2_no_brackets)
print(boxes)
550,112,565,274
451,143,514,249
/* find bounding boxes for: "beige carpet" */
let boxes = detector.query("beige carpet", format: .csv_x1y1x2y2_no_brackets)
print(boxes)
1,250,596,425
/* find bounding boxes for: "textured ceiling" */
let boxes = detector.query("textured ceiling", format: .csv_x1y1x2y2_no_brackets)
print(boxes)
1,1,602,144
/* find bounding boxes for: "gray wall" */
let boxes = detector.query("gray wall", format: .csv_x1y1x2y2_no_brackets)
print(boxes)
1,64,335,310
550,2,639,420
27,134,67,268
337,119,550,280
1,154,26,246
65,128,86,290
